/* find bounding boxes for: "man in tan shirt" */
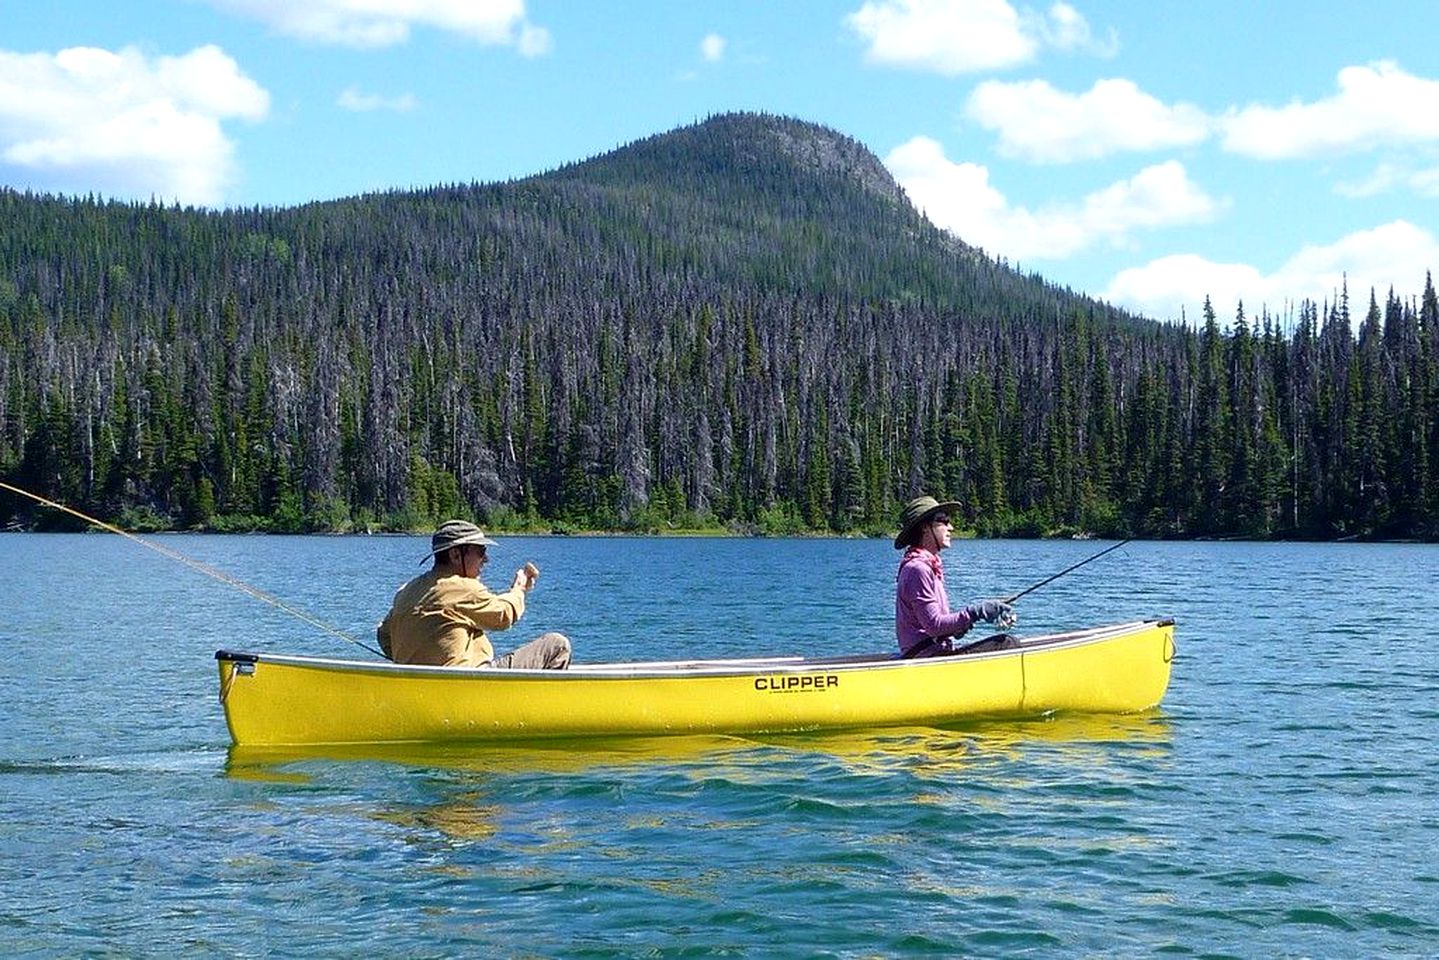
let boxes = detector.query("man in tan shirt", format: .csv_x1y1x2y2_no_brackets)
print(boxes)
377,520,571,669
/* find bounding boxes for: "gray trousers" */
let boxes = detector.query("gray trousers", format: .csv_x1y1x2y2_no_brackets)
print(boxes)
492,632,572,670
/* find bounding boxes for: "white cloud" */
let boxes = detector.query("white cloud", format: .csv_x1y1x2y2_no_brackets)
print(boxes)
1104,221,1439,322
1102,255,1262,323
1336,159,1439,199
967,77,1210,163
885,136,1217,261
516,22,553,57
0,44,268,206
1222,61,1439,159
1030,1,1116,55
1080,161,1218,231
1334,162,1407,199
207,0,551,53
846,0,1106,75
1412,166,1439,198
700,33,727,63
337,87,417,112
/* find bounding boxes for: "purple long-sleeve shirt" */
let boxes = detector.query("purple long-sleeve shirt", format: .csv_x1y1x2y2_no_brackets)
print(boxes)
895,550,978,657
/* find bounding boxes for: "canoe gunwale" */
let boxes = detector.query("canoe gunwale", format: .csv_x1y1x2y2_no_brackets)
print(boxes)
216,618,1172,682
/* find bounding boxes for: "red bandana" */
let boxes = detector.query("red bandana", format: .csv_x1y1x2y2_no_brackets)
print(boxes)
901,547,943,581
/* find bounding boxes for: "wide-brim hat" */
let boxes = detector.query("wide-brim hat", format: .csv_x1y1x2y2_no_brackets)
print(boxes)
423,519,496,563
894,495,961,549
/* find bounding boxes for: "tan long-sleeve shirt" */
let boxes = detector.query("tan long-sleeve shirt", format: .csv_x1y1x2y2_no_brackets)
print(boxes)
377,569,526,667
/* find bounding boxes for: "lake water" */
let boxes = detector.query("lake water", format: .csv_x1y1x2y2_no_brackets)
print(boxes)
2,533,1437,957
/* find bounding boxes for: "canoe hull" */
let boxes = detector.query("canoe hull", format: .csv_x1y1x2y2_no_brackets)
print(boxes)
216,619,1174,746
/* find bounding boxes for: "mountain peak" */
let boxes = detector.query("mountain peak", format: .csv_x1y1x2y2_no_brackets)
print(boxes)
685,112,907,206
540,111,909,210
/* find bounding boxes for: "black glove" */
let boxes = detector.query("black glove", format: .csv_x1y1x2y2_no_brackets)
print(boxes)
965,599,1017,628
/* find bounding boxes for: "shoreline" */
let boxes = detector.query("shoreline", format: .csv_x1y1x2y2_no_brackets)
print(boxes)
2,525,1432,545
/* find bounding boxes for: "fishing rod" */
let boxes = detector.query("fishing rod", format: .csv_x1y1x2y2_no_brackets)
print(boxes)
1004,538,1132,605
0,480,382,657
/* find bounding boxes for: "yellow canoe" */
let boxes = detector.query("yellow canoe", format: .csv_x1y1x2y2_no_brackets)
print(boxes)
215,618,1175,747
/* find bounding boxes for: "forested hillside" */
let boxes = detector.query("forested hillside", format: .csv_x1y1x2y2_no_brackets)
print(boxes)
1,112,1436,539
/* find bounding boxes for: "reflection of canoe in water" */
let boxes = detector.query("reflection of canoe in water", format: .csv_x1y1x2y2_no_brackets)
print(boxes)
226,714,1176,782
215,619,1175,747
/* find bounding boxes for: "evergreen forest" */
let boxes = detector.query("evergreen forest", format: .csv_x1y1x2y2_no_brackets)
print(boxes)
2,113,1436,540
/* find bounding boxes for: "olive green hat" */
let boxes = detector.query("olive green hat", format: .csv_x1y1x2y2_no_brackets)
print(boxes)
894,495,961,549
423,519,496,563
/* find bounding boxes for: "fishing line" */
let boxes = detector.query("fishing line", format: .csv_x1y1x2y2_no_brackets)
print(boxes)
1004,538,1133,605
0,480,382,657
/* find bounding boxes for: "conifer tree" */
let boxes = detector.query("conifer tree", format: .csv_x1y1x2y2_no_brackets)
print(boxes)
1193,298,1230,533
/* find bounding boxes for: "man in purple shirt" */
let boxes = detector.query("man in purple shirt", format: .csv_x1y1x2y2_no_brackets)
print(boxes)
894,495,1016,658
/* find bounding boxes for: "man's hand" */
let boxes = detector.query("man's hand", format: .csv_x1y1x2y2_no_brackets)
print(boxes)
514,561,539,592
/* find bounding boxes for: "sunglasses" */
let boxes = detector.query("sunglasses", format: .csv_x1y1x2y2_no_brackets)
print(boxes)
932,514,951,525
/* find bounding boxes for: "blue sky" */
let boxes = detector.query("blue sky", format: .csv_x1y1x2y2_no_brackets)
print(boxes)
2,1,1438,325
